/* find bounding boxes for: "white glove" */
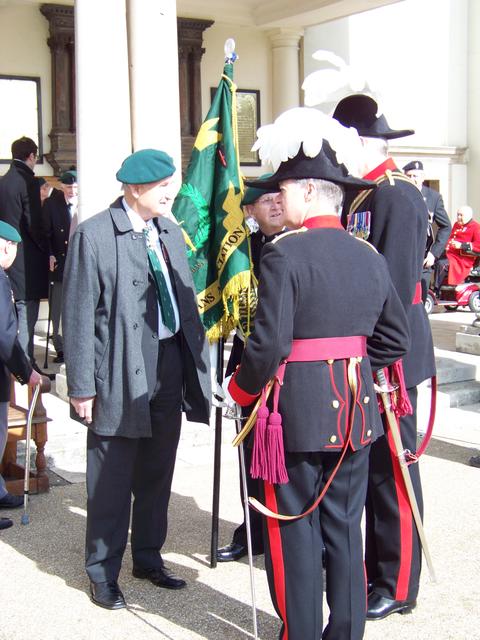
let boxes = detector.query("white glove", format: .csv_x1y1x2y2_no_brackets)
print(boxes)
221,374,240,418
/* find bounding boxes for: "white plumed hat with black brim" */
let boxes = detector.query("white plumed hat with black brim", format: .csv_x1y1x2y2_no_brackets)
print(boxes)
244,107,376,192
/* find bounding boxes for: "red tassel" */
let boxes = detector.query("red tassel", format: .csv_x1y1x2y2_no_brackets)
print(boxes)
250,404,269,479
265,411,289,485
391,360,413,417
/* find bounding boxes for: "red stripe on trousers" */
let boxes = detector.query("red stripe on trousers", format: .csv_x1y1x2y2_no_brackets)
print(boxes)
264,482,289,639
386,428,413,600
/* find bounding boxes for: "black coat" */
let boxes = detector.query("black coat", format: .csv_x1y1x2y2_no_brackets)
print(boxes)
42,190,72,282
226,228,283,377
0,267,32,401
234,220,410,453
0,161,48,300
421,185,451,259
344,163,436,387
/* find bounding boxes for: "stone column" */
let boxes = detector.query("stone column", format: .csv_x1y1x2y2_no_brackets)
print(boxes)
40,4,76,174
127,0,182,170
267,28,304,119
177,18,213,171
178,46,191,137
75,0,132,221
468,0,480,216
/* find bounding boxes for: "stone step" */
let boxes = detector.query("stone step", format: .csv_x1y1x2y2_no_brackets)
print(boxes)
437,380,480,408
435,356,480,385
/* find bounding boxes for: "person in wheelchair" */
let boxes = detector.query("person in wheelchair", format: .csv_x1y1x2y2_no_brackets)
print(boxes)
444,205,480,285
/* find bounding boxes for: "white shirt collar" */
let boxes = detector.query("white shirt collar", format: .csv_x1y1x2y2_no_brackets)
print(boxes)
123,197,151,233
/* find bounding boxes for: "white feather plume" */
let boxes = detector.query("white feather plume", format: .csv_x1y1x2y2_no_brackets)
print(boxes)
251,107,364,178
302,49,380,110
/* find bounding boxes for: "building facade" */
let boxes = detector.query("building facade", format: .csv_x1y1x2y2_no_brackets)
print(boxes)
0,0,477,221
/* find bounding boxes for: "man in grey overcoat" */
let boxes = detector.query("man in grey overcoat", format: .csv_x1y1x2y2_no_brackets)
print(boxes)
63,149,211,610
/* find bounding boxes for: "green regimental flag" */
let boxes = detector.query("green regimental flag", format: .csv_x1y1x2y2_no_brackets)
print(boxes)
172,62,256,342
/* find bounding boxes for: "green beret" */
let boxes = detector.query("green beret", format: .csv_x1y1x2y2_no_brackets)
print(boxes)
116,149,176,185
0,221,21,243
59,170,77,184
241,173,278,206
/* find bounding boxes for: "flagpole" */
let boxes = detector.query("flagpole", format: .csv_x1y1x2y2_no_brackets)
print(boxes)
210,337,224,568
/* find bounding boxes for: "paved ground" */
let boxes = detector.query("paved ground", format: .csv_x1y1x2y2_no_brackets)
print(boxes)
0,309,479,640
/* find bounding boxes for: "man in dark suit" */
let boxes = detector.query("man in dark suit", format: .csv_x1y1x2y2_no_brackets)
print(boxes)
0,221,41,528
226,112,410,640
403,160,451,299
63,149,211,610
0,137,49,368
333,95,436,620
42,170,78,363
217,176,285,563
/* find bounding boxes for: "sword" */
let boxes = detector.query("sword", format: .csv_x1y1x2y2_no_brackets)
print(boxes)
376,368,437,582
232,379,274,447
224,404,258,639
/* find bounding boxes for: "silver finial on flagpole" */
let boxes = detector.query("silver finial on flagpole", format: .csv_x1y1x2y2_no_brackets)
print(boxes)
224,38,238,63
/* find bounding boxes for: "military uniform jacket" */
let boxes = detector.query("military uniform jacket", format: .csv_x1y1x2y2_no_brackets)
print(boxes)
42,190,72,282
344,159,436,388
62,198,211,438
0,267,32,401
422,185,451,259
232,216,410,453
0,161,48,300
226,228,283,376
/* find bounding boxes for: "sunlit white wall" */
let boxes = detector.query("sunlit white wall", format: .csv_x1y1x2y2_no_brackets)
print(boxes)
304,0,472,217
0,4,52,176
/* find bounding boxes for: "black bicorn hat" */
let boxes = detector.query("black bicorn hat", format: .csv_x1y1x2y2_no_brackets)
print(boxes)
402,160,424,172
245,141,375,193
333,94,414,140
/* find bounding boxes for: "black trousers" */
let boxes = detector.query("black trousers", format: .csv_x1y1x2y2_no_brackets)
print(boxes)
365,387,423,602
261,446,369,640
15,299,40,362
85,337,183,583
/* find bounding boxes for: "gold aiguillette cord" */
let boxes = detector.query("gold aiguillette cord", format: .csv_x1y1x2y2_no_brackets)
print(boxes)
232,379,274,447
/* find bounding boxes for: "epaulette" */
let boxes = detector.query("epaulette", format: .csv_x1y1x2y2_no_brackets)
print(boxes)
385,169,416,188
270,227,308,244
349,169,414,214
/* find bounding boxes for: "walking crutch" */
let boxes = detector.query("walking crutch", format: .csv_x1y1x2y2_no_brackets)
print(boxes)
21,376,50,525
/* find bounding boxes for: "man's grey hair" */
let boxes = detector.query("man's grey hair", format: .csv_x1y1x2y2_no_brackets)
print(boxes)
297,178,345,215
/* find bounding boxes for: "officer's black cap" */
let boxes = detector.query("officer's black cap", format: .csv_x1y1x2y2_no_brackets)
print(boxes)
403,160,424,173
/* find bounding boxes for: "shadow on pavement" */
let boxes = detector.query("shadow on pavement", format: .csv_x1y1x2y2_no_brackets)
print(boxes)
1,483,279,639
424,437,478,466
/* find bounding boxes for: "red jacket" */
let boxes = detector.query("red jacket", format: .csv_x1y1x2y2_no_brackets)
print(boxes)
446,219,480,284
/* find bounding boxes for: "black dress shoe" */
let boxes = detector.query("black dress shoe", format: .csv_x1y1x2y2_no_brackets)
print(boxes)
132,565,186,589
216,542,248,562
89,580,126,610
53,351,64,364
0,518,13,530
366,592,416,620
0,493,23,509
